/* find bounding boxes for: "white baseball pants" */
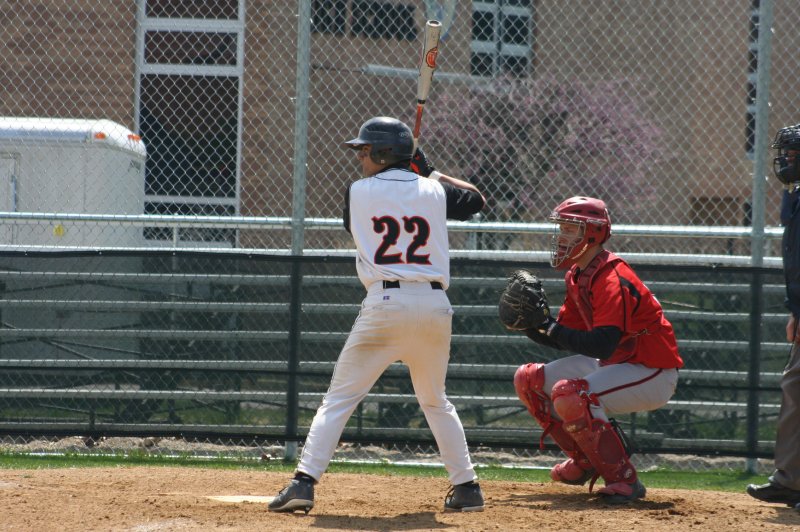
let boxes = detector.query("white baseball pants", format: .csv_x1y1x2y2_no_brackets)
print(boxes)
297,281,477,486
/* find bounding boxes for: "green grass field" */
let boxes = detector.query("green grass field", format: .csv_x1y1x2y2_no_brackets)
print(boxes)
0,451,766,494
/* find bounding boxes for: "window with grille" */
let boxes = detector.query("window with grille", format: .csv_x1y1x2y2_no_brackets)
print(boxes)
135,0,243,245
311,0,417,40
471,0,534,78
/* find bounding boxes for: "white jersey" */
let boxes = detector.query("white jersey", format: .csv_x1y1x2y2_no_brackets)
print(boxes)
348,168,450,289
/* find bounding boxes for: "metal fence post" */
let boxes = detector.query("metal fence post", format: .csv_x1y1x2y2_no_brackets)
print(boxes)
284,0,312,461
746,0,774,475
285,259,304,461
747,270,764,472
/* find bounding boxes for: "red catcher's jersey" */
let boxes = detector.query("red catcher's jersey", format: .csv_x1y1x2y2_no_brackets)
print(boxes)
558,254,684,369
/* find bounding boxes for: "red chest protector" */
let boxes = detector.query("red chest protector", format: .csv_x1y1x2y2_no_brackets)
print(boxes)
566,250,619,328
565,250,645,363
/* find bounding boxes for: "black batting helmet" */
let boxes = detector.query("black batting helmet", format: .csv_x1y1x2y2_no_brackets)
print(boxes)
344,117,414,166
772,124,800,185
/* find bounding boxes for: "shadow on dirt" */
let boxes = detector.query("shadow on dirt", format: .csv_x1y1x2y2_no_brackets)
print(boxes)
496,491,678,511
310,511,454,530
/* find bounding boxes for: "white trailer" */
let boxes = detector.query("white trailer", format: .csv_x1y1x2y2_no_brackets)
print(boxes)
0,117,146,247
0,118,147,360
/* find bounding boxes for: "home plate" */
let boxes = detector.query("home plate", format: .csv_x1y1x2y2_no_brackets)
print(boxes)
207,495,274,504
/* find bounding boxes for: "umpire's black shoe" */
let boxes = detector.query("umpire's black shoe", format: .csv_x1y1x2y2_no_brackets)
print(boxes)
746,481,800,506
444,481,485,512
268,476,314,514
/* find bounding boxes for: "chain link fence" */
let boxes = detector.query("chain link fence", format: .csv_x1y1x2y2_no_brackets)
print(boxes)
0,1,799,251
1,1,800,471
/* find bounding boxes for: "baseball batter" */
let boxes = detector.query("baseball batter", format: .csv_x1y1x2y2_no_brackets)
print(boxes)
503,196,683,504
269,116,486,514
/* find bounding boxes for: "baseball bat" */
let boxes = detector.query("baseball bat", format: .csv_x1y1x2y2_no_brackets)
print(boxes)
412,20,442,150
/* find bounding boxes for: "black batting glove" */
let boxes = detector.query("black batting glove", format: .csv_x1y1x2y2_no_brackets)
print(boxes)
410,147,435,177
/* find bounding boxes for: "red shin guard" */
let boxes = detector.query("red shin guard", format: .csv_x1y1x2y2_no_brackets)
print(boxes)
551,378,637,488
514,364,593,475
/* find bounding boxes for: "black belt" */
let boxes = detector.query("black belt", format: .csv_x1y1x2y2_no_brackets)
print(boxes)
383,280,443,290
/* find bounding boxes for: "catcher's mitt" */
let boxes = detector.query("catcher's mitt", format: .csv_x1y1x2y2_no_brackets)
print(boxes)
498,270,551,331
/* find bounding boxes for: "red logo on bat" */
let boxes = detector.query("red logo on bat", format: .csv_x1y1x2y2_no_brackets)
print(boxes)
425,47,438,69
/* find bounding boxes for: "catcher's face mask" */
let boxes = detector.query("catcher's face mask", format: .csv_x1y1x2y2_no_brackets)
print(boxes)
772,125,800,186
774,148,800,186
548,196,611,269
550,220,587,269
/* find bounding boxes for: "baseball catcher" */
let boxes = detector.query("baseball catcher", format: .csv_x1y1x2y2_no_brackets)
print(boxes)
508,196,683,504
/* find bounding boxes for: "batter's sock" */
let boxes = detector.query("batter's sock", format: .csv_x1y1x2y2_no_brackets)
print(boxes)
294,472,315,483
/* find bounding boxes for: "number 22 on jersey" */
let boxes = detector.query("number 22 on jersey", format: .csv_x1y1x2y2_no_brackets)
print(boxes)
372,215,431,265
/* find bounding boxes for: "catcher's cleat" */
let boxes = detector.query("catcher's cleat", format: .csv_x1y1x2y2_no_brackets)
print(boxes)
746,481,800,506
268,477,314,514
597,479,646,504
550,459,596,486
444,482,485,512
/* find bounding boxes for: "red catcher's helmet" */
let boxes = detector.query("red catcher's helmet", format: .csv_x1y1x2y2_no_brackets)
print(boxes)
548,196,612,269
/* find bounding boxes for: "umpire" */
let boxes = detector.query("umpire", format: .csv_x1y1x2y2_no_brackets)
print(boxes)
747,124,800,507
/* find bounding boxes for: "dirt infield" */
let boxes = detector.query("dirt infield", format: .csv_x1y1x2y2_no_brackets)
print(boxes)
0,467,798,531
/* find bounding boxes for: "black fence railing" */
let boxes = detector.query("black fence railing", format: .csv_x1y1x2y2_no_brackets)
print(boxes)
0,250,788,459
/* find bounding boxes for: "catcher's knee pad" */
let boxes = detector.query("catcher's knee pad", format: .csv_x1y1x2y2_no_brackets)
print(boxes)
514,363,548,421
551,378,596,433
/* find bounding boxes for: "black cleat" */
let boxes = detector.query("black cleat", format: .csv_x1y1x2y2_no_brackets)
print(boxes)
746,481,800,506
268,477,314,514
444,482,485,512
